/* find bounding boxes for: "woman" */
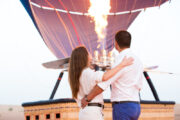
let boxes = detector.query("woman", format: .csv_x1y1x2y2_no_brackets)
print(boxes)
68,46,133,120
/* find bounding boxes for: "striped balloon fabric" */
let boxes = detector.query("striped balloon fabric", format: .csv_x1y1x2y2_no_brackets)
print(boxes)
20,0,169,59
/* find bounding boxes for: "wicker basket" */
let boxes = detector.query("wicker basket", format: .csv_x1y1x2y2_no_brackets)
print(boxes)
23,99,175,120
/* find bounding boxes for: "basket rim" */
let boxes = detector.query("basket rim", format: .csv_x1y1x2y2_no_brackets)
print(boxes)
22,98,175,107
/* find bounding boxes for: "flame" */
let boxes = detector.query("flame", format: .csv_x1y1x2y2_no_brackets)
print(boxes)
88,0,111,49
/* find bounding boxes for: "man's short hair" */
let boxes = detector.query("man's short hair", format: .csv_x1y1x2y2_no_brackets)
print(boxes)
115,30,131,48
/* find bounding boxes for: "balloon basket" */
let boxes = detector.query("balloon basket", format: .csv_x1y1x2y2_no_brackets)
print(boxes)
22,99,175,120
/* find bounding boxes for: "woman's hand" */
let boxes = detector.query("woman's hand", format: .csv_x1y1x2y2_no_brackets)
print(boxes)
102,56,134,81
119,56,134,67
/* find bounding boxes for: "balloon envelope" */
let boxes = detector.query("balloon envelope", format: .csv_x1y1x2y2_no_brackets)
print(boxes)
20,0,168,59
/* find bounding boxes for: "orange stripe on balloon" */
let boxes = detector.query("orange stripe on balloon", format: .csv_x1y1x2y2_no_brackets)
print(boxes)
131,0,137,10
58,0,82,45
34,12,68,57
158,0,162,7
45,0,75,50
154,0,157,6
126,0,137,27
30,0,68,57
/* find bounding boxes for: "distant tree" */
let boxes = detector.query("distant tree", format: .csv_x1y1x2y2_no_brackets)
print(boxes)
8,107,13,111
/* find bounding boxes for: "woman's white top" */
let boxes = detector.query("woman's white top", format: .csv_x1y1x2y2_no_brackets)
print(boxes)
76,68,104,107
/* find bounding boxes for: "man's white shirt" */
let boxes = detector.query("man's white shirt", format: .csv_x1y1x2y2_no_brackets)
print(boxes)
98,48,144,102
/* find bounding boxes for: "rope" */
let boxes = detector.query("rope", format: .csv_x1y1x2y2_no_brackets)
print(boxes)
30,1,154,16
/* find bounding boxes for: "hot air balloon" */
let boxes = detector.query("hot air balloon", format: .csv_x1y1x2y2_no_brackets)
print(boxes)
20,0,175,120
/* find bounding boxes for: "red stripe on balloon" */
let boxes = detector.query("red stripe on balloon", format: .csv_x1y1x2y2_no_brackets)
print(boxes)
58,0,82,45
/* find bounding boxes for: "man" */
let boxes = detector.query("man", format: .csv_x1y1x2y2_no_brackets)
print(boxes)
81,30,144,120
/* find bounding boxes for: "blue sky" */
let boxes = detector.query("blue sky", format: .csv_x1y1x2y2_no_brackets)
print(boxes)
0,0,180,105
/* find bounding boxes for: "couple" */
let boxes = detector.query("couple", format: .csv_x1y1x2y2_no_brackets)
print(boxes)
68,30,144,120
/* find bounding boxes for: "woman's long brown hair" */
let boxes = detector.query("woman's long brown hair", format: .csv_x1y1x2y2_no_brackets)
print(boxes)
68,46,89,99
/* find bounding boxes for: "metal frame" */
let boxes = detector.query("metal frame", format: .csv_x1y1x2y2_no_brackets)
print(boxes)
49,71,65,100
49,70,161,102
143,71,160,101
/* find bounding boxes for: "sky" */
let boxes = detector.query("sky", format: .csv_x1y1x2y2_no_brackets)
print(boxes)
0,0,180,105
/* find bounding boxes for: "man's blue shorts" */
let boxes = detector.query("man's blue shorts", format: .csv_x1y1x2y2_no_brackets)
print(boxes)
112,102,141,120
